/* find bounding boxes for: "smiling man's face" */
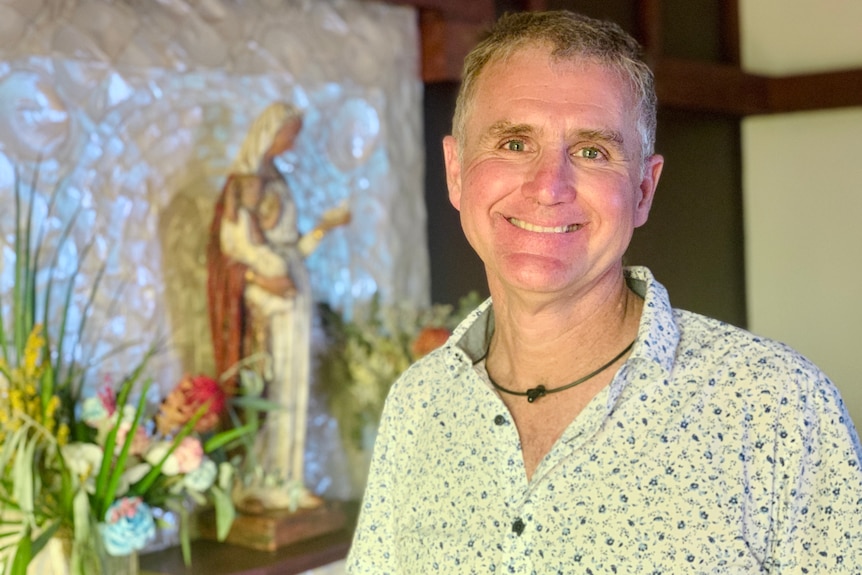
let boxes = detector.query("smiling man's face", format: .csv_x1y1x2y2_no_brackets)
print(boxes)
444,45,663,300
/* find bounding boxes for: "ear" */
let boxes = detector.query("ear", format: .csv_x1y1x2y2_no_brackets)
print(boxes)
442,135,463,211
634,154,664,228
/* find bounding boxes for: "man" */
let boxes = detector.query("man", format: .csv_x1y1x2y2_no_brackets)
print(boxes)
347,10,862,573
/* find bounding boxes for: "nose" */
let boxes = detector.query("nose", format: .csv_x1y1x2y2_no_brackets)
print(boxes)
522,147,576,205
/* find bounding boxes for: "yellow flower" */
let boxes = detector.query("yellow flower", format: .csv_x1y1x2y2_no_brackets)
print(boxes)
10,388,24,412
22,324,46,380
44,395,61,433
56,423,70,446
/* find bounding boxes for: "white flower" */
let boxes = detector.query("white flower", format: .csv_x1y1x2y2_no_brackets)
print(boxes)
183,458,217,492
144,441,179,476
61,442,104,492
115,462,152,496
80,396,112,427
218,461,235,491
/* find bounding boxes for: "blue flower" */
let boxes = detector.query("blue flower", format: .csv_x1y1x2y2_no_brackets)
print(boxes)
100,496,156,556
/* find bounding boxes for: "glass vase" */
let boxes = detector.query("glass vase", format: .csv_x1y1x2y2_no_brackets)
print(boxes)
26,534,139,575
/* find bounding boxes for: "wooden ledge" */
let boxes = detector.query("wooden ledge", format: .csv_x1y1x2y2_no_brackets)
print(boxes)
140,502,359,575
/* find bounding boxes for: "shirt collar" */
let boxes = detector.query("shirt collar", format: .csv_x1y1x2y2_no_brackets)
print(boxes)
449,267,680,382
624,266,679,378
451,296,494,364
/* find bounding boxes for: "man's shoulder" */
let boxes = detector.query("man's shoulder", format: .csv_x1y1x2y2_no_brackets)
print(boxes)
671,307,828,386
627,265,823,380
386,343,470,403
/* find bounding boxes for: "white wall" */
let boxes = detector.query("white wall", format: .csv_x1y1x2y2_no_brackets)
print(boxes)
740,0,862,426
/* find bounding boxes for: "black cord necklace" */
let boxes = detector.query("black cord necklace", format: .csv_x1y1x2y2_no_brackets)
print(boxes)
481,339,636,403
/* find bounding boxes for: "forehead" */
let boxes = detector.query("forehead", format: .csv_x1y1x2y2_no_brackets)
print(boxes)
468,47,636,135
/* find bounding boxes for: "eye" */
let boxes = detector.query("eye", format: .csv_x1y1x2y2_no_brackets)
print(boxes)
503,139,526,152
575,147,603,160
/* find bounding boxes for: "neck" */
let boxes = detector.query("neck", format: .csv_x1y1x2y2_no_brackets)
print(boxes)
485,276,642,394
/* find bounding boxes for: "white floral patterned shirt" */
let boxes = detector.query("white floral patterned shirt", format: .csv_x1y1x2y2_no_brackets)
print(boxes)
347,267,862,574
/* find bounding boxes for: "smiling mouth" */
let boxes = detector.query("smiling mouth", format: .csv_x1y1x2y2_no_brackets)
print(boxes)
507,217,582,234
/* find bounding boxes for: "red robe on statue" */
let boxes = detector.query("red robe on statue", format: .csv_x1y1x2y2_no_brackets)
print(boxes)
206,187,249,395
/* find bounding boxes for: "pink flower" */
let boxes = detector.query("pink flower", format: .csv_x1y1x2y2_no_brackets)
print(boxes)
145,436,203,476
173,436,204,473
81,386,118,428
114,420,150,456
98,386,117,416
107,496,144,523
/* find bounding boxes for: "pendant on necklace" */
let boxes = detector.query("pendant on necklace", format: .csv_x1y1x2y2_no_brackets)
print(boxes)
526,385,547,403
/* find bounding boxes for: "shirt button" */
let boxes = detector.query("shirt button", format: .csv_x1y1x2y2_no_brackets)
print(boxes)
512,518,525,535
494,414,506,425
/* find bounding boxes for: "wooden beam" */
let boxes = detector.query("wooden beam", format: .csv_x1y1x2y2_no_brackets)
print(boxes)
656,59,862,116
655,58,768,116
636,0,663,67
766,69,862,113
419,9,490,82
379,0,493,82
719,0,741,66
383,0,493,22
379,0,862,113
518,0,550,10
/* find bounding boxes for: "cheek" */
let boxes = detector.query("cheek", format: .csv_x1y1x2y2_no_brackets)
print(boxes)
460,159,517,201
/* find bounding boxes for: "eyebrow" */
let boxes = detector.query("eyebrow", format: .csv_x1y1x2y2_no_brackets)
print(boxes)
577,128,625,148
484,122,626,149
486,121,536,140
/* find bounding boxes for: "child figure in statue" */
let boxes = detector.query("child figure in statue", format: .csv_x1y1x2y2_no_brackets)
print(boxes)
207,103,350,512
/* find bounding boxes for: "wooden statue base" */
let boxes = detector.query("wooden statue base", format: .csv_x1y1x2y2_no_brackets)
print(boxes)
197,501,347,552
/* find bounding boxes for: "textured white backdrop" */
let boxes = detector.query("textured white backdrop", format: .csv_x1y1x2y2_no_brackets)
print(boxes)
0,0,426,503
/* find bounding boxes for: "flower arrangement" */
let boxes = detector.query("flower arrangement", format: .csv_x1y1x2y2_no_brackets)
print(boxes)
318,292,480,453
0,167,254,574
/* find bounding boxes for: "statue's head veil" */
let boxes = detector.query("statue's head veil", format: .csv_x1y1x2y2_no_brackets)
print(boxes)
230,102,303,174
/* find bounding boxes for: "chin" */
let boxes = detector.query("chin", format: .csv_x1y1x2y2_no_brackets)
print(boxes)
494,259,579,294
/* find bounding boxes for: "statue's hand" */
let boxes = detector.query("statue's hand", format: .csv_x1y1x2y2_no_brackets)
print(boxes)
254,274,296,297
319,203,351,232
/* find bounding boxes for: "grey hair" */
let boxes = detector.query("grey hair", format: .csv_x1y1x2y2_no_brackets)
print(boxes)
231,102,303,173
452,11,657,164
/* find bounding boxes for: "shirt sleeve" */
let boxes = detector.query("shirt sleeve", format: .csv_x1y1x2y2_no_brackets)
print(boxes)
346,387,401,575
772,367,862,573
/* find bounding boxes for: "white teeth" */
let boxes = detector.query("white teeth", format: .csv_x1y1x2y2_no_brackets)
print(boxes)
508,217,581,234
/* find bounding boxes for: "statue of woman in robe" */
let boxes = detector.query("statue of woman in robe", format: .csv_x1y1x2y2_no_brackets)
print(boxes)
207,102,350,511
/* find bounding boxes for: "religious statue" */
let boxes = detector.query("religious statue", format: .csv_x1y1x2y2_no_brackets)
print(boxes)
207,102,350,512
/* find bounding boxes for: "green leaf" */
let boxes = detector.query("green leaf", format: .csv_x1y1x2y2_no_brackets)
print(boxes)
178,504,192,566
39,361,56,423
9,525,31,575
12,164,27,366
72,487,91,546
100,379,153,516
130,403,208,497
202,422,256,454
228,396,285,413
60,255,105,399
46,206,88,395
28,520,61,560
211,485,236,541
92,347,158,517
0,424,26,474
12,430,37,518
